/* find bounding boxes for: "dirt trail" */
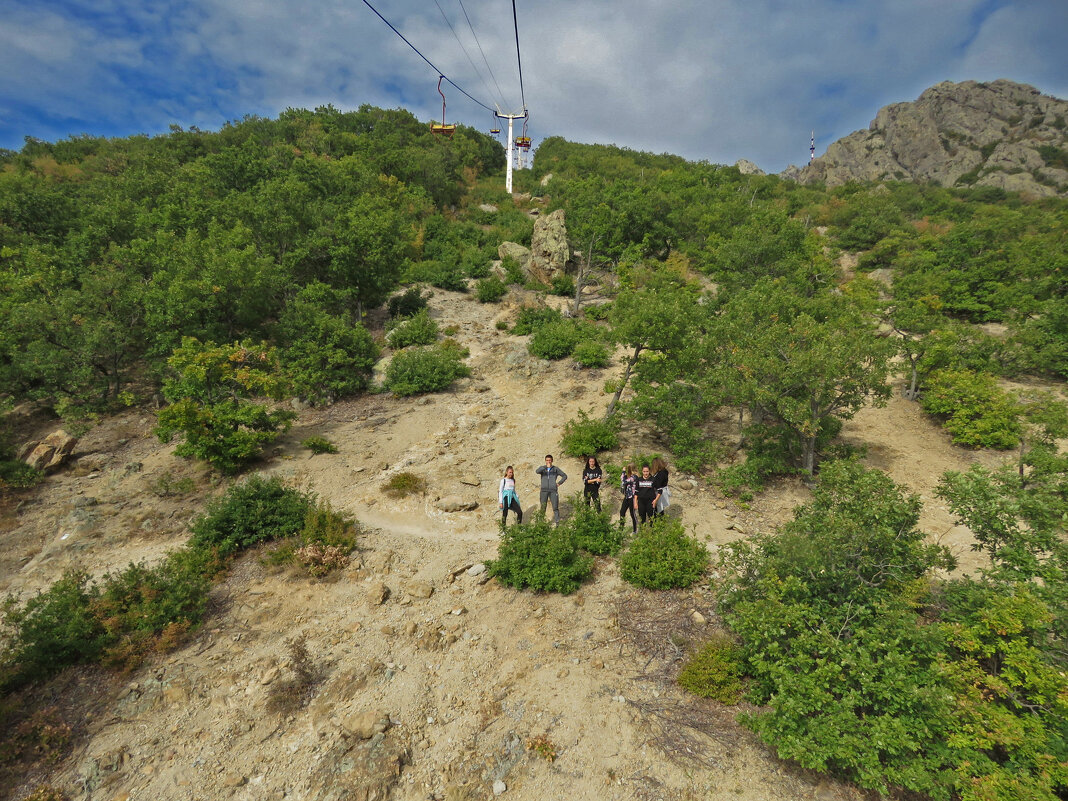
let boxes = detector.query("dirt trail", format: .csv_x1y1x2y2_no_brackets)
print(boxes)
1,287,1011,801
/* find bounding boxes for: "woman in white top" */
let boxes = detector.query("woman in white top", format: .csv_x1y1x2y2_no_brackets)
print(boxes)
498,465,523,525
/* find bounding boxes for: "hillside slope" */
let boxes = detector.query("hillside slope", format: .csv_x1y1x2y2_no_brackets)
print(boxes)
1,284,1012,801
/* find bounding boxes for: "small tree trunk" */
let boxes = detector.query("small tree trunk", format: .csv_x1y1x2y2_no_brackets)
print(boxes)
604,345,642,421
905,362,919,400
801,435,817,477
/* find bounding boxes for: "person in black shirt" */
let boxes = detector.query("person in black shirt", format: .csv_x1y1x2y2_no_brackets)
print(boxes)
635,464,660,525
619,464,638,533
582,456,603,510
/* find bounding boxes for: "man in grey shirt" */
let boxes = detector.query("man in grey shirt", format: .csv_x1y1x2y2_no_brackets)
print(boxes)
535,454,567,523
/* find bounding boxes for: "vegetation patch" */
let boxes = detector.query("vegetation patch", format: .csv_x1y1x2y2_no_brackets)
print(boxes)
566,497,625,556
920,368,1021,448
487,515,593,594
677,633,746,703
559,410,620,457
620,517,708,590
301,435,338,455
386,309,438,348
384,342,471,396
383,471,427,498
475,275,508,303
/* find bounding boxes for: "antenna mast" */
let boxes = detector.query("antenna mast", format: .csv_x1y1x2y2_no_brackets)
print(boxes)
810,131,815,163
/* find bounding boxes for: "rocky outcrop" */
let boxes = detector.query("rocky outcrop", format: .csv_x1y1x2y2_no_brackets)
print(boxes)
22,429,78,472
497,241,530,271
735,159,765,176
785,80,1068,197
527,208,571,285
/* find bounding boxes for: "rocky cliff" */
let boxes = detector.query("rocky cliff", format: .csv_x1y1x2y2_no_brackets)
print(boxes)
783,79,1068,197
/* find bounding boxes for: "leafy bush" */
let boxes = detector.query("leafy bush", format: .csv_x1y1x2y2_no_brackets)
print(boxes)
387,309,439,348
476,275,508,303
559,411,620,457
301,435,338,455
583,302,611,321
487,515,593,594
529,320,580,360
189,475,312,556
566,497,624,555
920,368,1021,448
383,472,427,497
155,339,295,473
0,460,42,489
387,287,428,318
511,306,562,336
384,342,471,396
501,255,525,285
407,260,467,292
572,340,611,368
620,517,708,589
550,273,575,297
677,634,746,703
281,318,378,404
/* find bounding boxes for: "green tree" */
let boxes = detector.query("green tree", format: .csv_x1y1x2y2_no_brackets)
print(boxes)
155,338,295,473
711,281,895,474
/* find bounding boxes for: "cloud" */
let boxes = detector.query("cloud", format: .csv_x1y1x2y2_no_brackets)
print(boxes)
1,0,1065,172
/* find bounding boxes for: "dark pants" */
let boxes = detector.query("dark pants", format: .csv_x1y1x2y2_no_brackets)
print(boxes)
637,496,655,525
540,490,560,523
584,485,601,511
619,498,637,532
502,497,522,524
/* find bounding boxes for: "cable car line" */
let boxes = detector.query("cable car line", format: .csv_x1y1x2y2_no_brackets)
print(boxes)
511,0,526,111
359,0,495,114
455,0,509,111
432,0,497,111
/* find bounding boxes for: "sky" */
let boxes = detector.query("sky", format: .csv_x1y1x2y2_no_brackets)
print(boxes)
2,0,1067,173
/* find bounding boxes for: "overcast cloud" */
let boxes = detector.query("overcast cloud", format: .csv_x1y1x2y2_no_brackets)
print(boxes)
2,0,1066,172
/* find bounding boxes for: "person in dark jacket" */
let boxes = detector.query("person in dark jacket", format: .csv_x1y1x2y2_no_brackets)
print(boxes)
582,456,603,510
635,464,661,525
650,457,669,516
535,454,567,523
619,464,638,533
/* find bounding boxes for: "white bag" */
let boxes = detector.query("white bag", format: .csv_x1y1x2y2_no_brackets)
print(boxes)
656,486,671,512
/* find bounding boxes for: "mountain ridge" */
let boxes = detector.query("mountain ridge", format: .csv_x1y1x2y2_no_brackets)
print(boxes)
781,79,1068,197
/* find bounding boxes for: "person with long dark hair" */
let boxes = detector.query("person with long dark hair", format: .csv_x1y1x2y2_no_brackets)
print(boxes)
619,463,638,533
635,464,660,525
498,465,522,525
582,456,603,510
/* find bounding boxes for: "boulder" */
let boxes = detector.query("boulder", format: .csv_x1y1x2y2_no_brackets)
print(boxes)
23,429,78,472
434,495,478,512
527,209,570,285
479,203,498,213
497,242,531,272
342,710,391,740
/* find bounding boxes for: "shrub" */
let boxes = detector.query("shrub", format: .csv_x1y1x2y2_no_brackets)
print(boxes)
383,472,427,497
387,309,438,348
266,635,321,715
0,571,107,691
677,634,746,703
511,306,562,336
0,461,42,489
155,339,295,474
583,302,611,321
529,321,580,360
294,543,350,577
487,515,593,594
566,497,624,555
920,368,1021,448
572,340,611,368
501,255,525,285
281,318,379,404
620,517,708,589
407,260,467,292
301,436,338,455
148,470,197,497
550,273,575,297
387,287,428,318
189,475,312,556
559,411,620,457
476,275,508,303
384,342,471,397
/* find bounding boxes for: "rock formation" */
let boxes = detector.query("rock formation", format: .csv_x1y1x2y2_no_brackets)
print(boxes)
22,429,78,472
527,208,571,285
784,80,1068,197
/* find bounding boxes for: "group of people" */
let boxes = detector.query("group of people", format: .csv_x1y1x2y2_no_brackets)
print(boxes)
497,454,670,532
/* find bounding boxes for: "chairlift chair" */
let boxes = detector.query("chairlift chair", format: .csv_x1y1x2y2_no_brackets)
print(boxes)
430,75,456,137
